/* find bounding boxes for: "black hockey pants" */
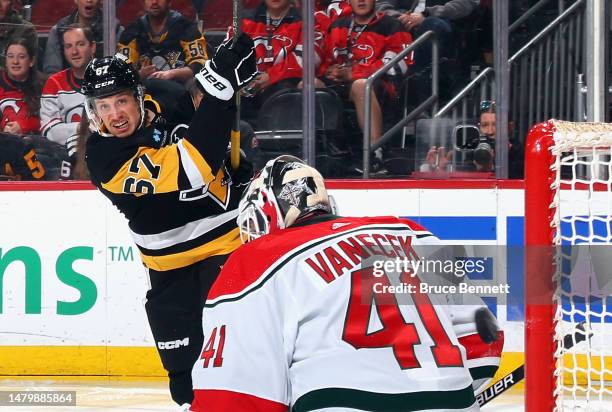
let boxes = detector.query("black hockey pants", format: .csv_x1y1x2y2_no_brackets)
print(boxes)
145,254,228,405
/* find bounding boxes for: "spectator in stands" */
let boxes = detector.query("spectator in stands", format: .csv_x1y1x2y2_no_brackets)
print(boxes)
477,100,523,178
40,24,96,161
423,100,523,177
377,0,478,62
0,37,45,135
377,0,479,100
240,0,305,117
0,0,38,68
325,0,353,22
293,0,345,83
43,0,120,74
117,0,208,84
320,0,412,158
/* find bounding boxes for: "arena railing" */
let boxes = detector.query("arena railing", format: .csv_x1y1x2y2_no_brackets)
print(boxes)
434,67,495,122
361,30,439,178
508,0,586,141
428,0,586,179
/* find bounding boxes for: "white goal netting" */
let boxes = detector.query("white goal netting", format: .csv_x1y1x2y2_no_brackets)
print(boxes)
549,120,612,411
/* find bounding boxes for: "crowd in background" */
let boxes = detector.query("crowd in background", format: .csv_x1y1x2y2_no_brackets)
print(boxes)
0,0,571,181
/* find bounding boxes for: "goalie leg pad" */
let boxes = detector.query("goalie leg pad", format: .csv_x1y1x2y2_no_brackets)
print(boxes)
145,255,228,405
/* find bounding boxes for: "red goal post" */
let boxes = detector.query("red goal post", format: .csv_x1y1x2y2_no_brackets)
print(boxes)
525,120,612,411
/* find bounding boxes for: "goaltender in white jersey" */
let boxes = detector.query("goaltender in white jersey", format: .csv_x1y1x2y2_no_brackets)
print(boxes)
190,156,504,411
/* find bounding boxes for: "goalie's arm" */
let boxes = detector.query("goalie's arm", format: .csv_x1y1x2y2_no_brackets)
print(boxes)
191,255,290,411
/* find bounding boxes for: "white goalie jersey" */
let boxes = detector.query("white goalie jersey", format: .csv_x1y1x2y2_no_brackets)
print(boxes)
191,216,503,411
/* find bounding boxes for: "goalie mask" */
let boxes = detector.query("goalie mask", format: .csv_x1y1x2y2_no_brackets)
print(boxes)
81,55,145,137
237,155,331,243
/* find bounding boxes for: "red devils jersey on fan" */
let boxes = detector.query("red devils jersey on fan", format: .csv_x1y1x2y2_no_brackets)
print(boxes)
40,68,84,147
323,12,413,80
191,215,502,411
326,0,352,22
241,4,305,85
314,1,352,68
0,72,41,135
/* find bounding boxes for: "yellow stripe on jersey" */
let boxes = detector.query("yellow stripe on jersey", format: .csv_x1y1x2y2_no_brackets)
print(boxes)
140,228,241,271
117,39,140,66
101,146,181,194
144,94,162,114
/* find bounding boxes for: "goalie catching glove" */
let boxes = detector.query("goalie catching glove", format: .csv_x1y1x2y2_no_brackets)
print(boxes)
195,33,257,101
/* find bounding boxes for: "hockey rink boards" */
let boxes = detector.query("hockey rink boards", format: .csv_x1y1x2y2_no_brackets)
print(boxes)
1,180,611,410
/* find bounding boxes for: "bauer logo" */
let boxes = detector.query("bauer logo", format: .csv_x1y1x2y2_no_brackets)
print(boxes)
0,246,97,315
158,337,189,350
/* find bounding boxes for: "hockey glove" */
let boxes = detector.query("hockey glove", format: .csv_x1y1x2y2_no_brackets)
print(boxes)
195,33,257,101
222,149,254,191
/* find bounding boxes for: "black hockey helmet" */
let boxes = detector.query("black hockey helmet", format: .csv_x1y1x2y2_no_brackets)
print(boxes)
81,55,140,98
237,156,332,243
82,55,145,136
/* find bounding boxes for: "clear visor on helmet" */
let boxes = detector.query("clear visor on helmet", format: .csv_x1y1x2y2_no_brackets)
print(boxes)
237,201,270,244
84,86,146,137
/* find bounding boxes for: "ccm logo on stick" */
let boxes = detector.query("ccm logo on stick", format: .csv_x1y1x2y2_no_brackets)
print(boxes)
158,337,189,350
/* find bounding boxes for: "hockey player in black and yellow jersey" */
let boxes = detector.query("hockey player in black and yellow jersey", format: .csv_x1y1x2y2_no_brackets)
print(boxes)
83,35,257,408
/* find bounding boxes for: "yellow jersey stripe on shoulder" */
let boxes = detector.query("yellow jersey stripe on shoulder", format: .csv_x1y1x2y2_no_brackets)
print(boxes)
140,228,241,271
144,94,162,113
177,139,215,187
101,146,180,194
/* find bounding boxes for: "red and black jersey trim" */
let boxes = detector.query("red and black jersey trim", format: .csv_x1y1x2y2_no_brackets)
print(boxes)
292,384,476,412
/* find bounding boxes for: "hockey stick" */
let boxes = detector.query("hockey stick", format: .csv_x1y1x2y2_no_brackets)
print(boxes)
477,321,591,407
230,0,242,170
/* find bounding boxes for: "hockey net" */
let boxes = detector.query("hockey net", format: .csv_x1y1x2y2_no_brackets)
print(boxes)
525,120,612,411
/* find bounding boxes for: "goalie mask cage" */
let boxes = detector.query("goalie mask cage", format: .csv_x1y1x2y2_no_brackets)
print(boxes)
525,120,612,411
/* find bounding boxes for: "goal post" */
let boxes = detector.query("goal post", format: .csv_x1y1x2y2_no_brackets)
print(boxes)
524,120,612,411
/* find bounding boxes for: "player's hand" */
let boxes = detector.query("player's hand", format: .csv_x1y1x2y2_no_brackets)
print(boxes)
195,33,257,101
3,121,21,135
